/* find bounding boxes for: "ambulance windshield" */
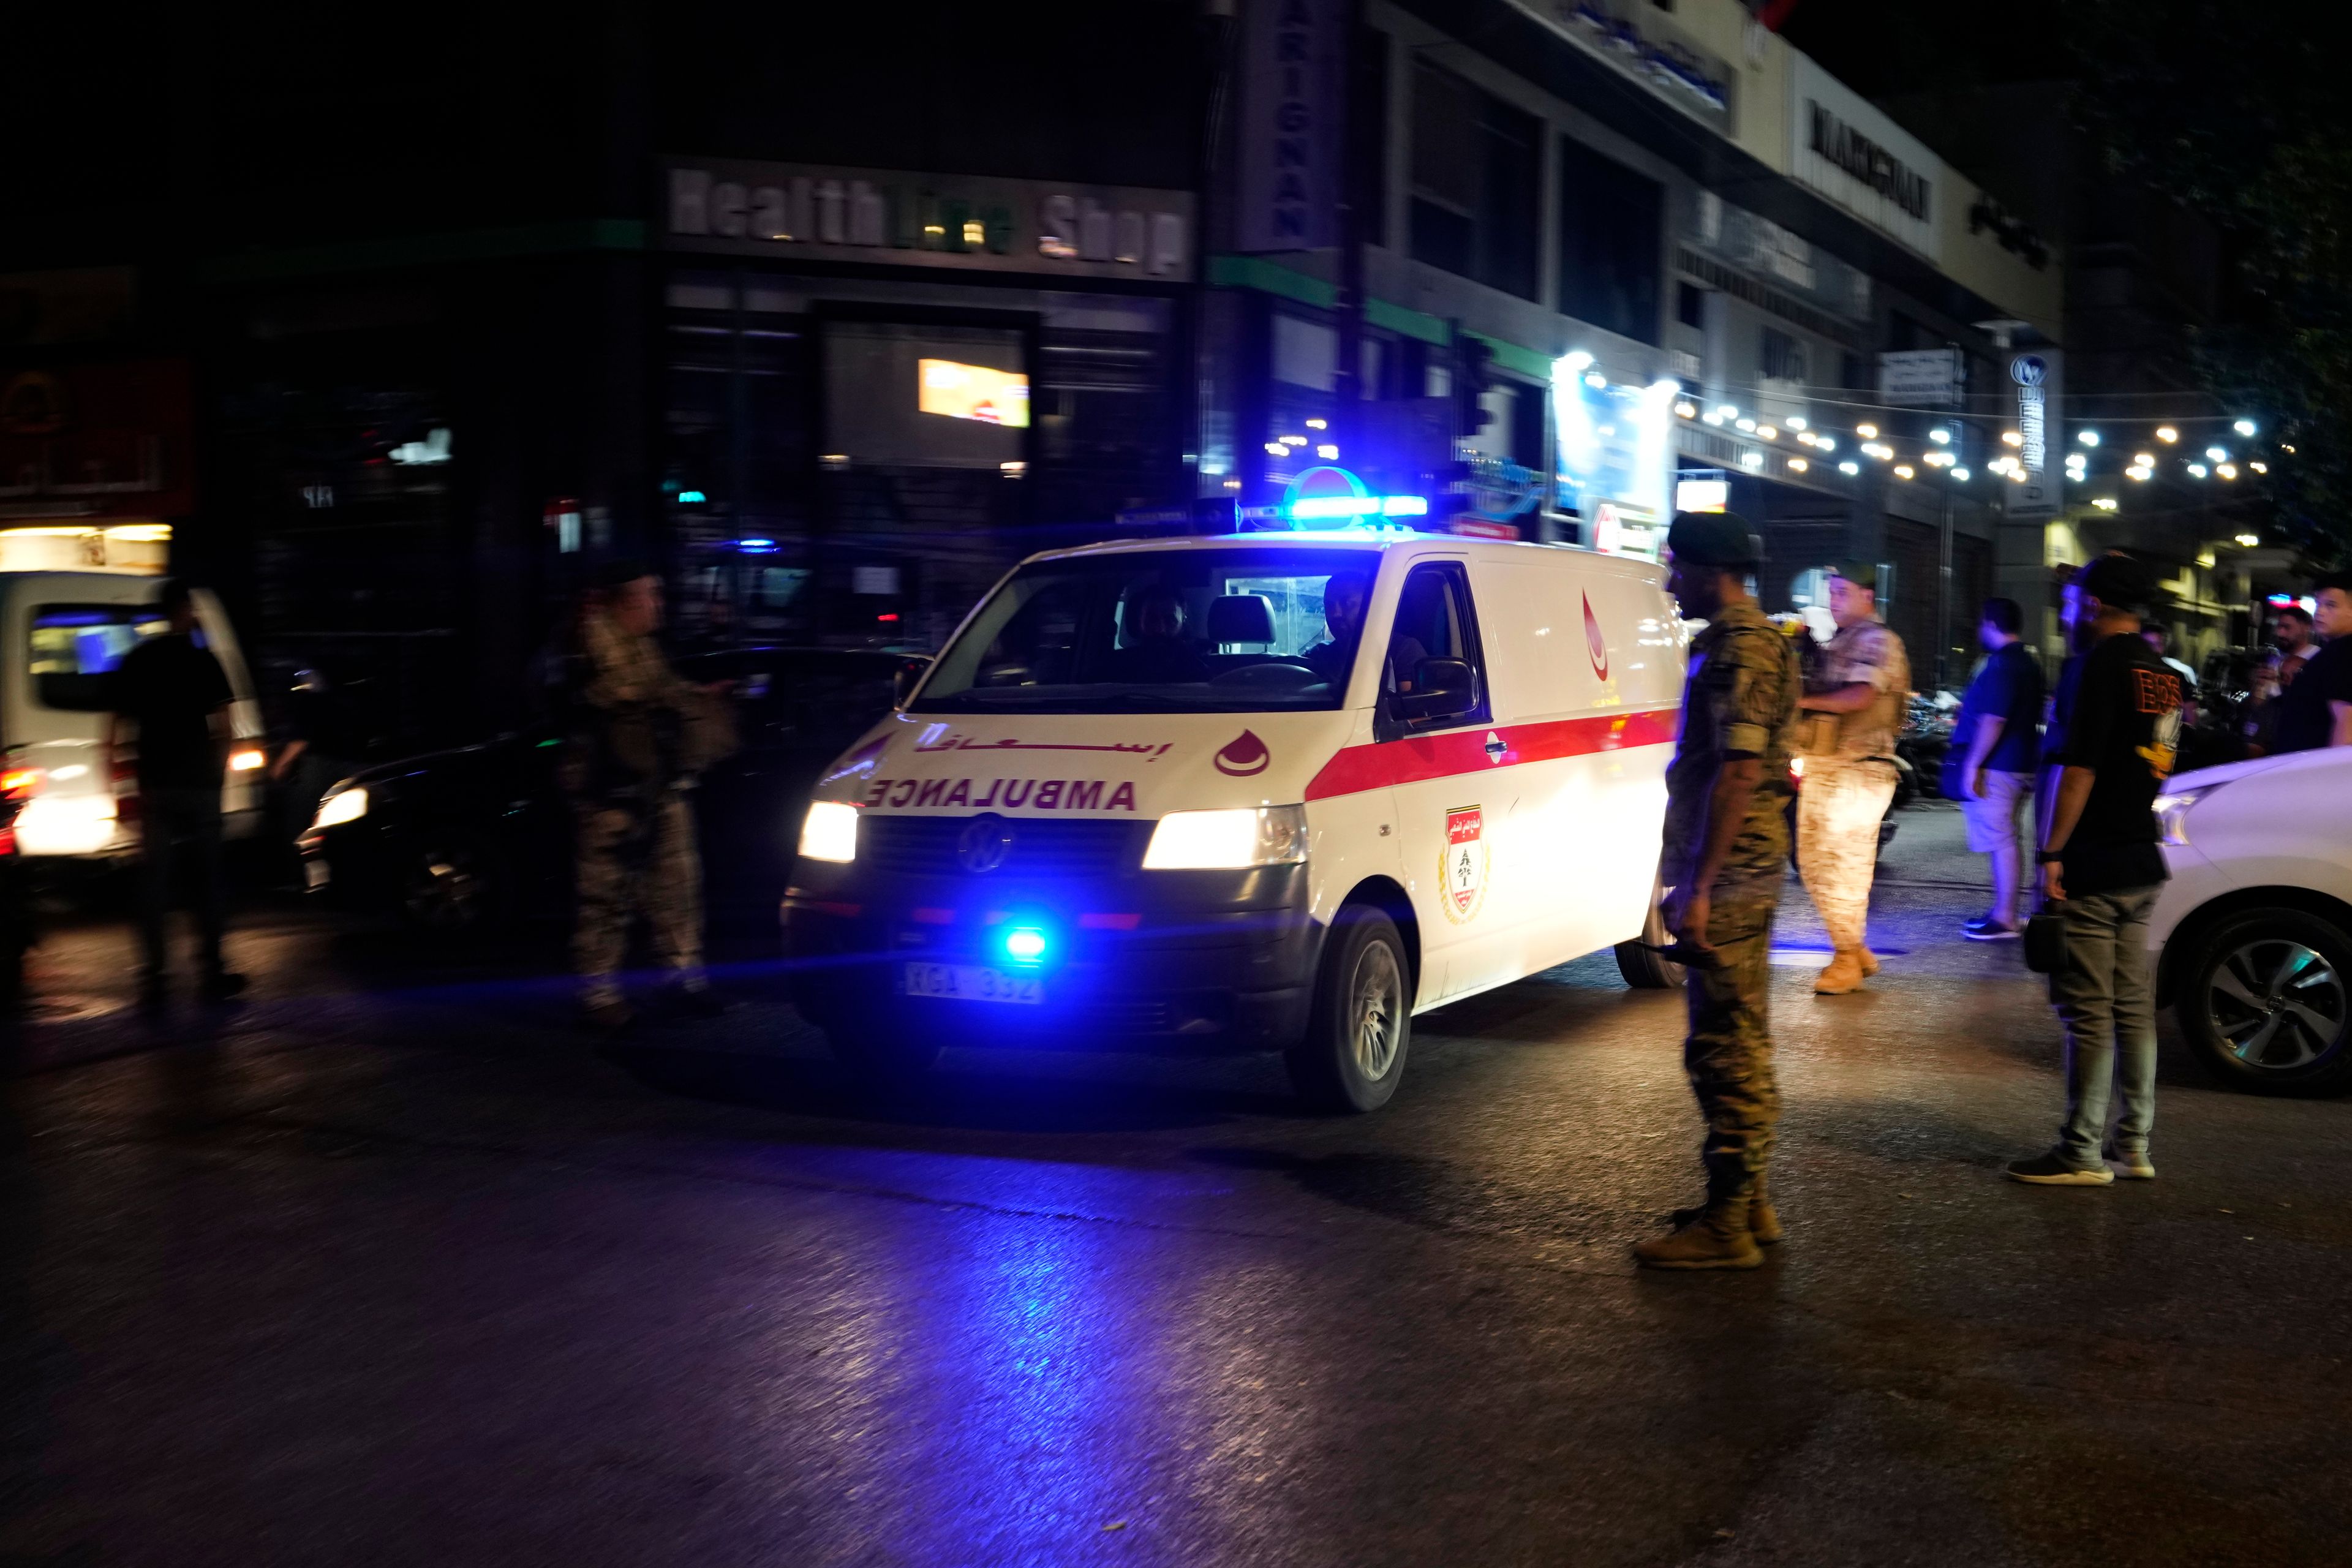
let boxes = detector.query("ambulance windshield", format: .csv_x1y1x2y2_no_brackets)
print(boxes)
914,548,1374,714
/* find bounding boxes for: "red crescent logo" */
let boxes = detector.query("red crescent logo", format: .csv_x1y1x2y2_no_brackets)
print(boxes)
1214,729,1271,776
1583,592,1610,682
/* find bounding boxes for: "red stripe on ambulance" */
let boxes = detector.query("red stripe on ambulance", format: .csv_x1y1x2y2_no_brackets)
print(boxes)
1302,706,1679,802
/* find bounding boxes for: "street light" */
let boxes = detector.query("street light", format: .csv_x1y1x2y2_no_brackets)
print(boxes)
1929,427,1951,443
1856,422,1879,439
2236,532,2261,547
2156,426,2179,443
2234,418,2257,436
2001,430,2023,447
2078,430,2101,446
2205,446,2228,462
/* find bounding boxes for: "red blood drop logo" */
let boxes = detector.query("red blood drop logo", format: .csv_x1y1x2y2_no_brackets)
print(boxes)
1583,591,1610,682
1214,729,1270,776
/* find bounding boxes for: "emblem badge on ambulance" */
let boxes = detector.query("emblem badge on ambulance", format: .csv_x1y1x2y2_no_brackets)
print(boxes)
1582,590,1610,682
1214,729,1270,777
1440,805,1488,924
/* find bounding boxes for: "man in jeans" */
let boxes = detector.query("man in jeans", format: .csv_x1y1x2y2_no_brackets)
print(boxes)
1947,597,2043,939
2008,553,2179,1185
108,580,247,1007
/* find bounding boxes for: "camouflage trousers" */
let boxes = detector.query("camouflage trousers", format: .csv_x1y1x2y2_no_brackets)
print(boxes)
1686,873,1783,1203
575,791,704,1008
1796,758,1896,953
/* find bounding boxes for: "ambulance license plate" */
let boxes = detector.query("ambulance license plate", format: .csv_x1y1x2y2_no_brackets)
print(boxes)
903,962,1042,1005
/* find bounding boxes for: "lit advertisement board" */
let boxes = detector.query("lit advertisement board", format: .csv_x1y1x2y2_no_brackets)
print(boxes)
919,359,1031,428
1554,364,1676,560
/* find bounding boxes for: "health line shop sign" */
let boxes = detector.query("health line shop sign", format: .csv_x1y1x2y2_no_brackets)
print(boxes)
665,160,1194,283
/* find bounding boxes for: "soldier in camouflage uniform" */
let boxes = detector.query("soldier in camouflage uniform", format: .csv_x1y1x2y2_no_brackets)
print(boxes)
1637,511,1803,1271
570,560,724,1032
1794,561,1909,994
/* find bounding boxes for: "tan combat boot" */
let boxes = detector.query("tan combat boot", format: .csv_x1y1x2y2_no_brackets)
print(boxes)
1672,1180,1783,1245
1634,1201,1764,1270
1814,949,1868,993
1858,949,1880,978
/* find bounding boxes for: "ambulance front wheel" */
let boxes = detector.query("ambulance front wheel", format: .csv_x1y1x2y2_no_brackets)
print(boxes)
1287,906,1412,1113
1615,880,1687,990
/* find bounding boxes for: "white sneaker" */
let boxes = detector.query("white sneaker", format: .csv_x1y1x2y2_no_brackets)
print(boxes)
2109,1151,2157,1180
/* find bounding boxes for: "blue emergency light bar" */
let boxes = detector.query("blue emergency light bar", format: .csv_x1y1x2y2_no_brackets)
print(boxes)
1285,494,1430,520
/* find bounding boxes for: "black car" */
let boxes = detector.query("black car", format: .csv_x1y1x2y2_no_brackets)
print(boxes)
300,647,905,934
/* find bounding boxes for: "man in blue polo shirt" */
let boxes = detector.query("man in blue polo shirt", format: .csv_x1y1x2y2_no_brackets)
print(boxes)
1945,597,2044,939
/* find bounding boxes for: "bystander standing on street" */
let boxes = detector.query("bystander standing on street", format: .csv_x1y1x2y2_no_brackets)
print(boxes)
108,580,247,1008
2009,553,2179,1186
1635,512,1801,1271
567,560,732,1033
1793,562,1909,994
2267,575,2352,754
2243,603,2315,754
1945,597,2043,940
2239,601,2314,752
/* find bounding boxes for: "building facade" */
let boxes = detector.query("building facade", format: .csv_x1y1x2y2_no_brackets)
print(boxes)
1197,0,2067,685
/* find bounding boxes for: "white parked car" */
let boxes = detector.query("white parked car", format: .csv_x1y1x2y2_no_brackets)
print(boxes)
2151,746,2352,1095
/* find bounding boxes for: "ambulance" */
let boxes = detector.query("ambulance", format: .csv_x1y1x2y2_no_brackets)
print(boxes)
783,528,1687,1110
0,526,266,861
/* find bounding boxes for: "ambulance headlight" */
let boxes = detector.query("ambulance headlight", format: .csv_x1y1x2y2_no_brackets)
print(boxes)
1143,805,1308,869
311,786,368,831
797,799,860,863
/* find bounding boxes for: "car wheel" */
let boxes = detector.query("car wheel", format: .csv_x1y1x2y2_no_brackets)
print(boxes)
1616,877,1686,990
1287,905,1412,1113
399,839,501,934
2178,908,2352,1095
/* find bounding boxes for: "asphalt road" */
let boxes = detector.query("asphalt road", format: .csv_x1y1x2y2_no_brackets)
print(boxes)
4,804,2350,1567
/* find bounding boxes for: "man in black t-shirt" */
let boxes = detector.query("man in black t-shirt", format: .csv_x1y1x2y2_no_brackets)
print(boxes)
108,581,246,1005
2269,575,2352,753
2008,554,2177,1186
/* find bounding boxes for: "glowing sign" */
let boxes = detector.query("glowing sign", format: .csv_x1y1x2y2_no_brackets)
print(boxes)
918,359,1030,428
1555,363,1676,559
1675,478,1728,513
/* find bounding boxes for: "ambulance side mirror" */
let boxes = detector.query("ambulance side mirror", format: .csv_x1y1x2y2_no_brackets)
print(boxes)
1393,658,1477,723
892,657,932,709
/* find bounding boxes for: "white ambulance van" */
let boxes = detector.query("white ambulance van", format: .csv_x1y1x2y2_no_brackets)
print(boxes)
783,529,1686,1110
0,541,266,861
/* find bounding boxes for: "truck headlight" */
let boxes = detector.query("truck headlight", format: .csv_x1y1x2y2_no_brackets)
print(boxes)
312,786,368,830
1143,805,1308,869
2152,784,2216,847
797,799,860,863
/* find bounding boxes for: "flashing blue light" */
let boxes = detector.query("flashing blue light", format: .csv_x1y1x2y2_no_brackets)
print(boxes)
1285,493,1430,521
736,537,777,552
1003,925,1049,965
677,489,707,503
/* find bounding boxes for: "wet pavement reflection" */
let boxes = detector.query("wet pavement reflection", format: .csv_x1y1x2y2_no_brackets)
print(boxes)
2,807,2350,1565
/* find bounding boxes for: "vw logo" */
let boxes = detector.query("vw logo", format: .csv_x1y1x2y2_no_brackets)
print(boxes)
2010,354,2047,387
956,813,1014,873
